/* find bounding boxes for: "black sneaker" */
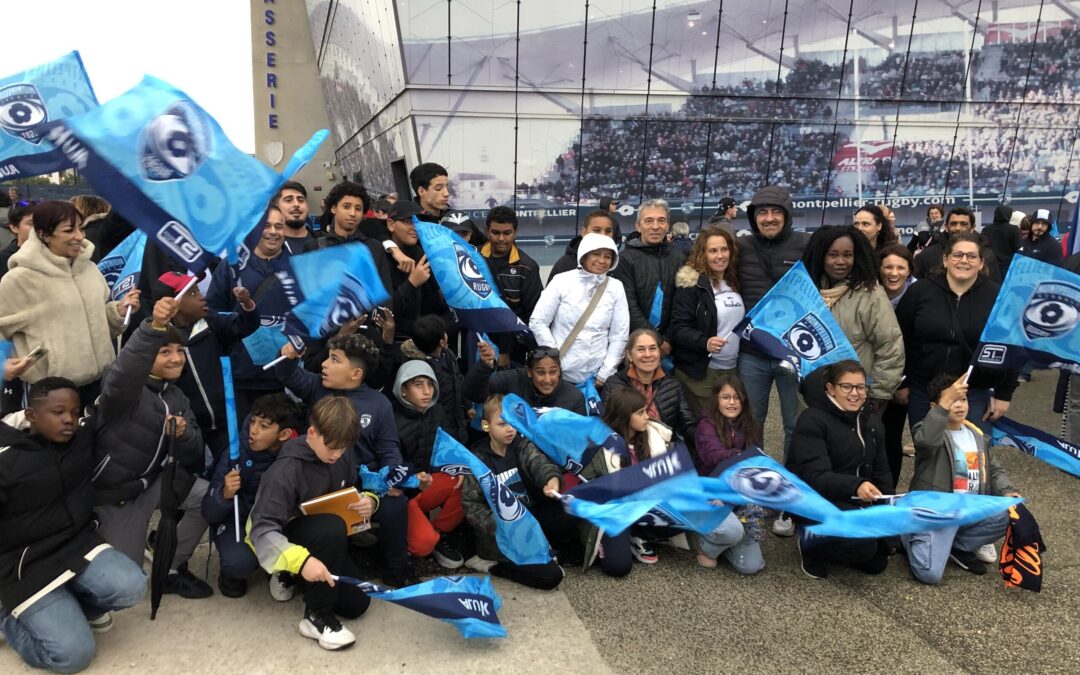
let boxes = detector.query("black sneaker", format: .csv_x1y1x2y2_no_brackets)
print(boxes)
949,549,988,575
164,564,214,598
432,538,464,569
299,607,355,650
382,568,421,589
797,530,828,580
217,573,247,598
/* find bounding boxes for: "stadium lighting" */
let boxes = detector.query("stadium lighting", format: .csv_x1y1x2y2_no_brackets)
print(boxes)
688,9,700,27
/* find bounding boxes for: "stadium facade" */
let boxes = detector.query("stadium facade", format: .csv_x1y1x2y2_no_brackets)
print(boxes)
304,0,1080,236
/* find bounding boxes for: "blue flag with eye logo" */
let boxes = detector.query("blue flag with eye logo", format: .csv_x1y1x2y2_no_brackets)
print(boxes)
972,256,1080,374
96,230,146,301
732,261,860,378
499,394,615,473
0,51,98,179
413,218,530,334
38,75,328,273
991,416,1080,479
430,429,552,566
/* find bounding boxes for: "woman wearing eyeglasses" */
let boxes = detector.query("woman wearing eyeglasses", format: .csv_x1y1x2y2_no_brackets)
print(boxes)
786,360,894,579
896,232,1018,436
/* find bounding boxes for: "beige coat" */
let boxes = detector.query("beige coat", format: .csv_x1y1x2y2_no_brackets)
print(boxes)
0,230,125,385
829,284,905,400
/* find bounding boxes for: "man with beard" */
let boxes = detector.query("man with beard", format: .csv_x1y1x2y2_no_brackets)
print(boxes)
273,181,318,254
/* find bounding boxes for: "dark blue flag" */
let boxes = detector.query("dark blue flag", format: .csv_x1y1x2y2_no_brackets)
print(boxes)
499,394,615,473
97,230,146,301
333,574,506,639
973,256,1080,373
732,261,860,378
429,429,552,566
992,416,1080,479
0,51,98,180
40,75,328,273
414,218,530,333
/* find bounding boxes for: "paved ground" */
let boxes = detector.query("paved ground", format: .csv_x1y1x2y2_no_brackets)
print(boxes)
3,372,1074,674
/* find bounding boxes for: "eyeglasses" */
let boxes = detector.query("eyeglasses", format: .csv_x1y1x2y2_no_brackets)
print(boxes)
947,251,981,262
718,393,741,402
527,347,560,363
835,383,869,395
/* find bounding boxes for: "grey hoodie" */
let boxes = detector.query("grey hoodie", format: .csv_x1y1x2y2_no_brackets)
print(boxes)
392,360,440,413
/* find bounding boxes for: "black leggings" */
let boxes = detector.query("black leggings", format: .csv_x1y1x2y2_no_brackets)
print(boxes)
285,514,371,618
882,400,908,489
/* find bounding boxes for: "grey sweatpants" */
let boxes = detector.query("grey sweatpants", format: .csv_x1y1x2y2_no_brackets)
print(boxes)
96,476,210,570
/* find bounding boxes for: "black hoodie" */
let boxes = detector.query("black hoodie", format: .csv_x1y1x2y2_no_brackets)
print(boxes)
737,185,811,312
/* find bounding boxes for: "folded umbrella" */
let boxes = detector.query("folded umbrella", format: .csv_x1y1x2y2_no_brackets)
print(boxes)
150,418,181,620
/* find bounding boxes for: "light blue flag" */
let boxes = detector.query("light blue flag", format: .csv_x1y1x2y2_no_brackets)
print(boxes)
0,51,98,179
39,75,328,272
413,218,530,333
241,326,289,366
973,255,1080,373
97,230,146,301
992,416,1080,479
574,378,604,417
430,429,552,566
279,242,390,339
563,446,730,535
732,261,861,378
359,464,421,495
334,574,506,639
219,357,241,464
469,333,500,431
648,281,664,327
500,394,615,473
805,492,1022,538
0,341,10,368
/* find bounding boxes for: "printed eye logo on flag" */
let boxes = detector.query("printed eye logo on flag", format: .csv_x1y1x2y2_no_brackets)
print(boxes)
455,242,492,298
322,283,366,336
482,473,526,521
727,467,802,508
782,313,836,361
0,84,48,143
1021,281,1080,340
139,100,212,182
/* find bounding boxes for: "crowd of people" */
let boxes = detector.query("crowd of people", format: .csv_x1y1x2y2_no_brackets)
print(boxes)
0,163,1068,670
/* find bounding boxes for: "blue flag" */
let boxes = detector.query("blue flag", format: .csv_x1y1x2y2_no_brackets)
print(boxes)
973,256,1080,373
40,75,328,273
1068,200,1080,257
219,357,241,463
648,282,664,327
278,242,390,340
574,378,604,417
500,394,614,473
805,492,1022,539
96,230,146,301
413,218,529,333
0,51,98,179
359,464,421,495
241,326,290,366
430,429,552,565
733,261,860,377
0,341,10,368
469,333,500,431
334,575,506,639
563,446,730,535
992,416,1080,479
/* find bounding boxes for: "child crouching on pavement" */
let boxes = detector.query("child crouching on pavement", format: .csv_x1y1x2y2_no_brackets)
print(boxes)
905,374,1022,584
461,394,572,590
92,296,213,599
1,378,146,673
202,393,300,598
249,397,377,651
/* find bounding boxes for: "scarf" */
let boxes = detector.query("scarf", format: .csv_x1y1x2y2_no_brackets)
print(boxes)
819,280,849,309
627,366,664,421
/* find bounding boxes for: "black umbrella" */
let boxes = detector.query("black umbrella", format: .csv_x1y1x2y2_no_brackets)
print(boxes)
150,418,181,620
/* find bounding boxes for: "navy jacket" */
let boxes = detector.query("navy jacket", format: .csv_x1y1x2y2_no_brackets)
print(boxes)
176,309,259,435
201,418,282,526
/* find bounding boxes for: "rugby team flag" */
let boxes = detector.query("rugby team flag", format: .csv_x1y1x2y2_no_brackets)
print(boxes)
991,416,1080,479
96,230,147,301
499,394,616,473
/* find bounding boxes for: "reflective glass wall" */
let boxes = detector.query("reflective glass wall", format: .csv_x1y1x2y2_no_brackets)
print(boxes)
309,0,1080,236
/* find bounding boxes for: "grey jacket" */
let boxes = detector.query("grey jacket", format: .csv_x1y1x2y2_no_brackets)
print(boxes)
910,406,1016,495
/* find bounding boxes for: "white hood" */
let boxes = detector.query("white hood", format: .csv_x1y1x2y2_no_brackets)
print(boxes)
576,233,619,273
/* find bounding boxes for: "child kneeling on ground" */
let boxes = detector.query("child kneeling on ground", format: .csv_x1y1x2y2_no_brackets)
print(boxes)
249,397,377,650
905,374,1021,584
202,393,300,598
0,379,146,673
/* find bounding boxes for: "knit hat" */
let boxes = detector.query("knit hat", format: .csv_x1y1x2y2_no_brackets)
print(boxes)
1009,210,1027,227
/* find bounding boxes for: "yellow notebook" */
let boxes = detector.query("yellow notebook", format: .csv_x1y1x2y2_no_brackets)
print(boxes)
299,487,371,535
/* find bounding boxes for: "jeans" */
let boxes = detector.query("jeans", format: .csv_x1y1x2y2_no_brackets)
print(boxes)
0,548,146,673
902,510,1010,585
697,512,765,575
908,383,993,437
738,351,800,458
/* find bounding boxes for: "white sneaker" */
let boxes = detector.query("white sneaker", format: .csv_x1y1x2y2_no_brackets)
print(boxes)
299,608,355,650
772,514,795,537
975,543,997,564
464,555,497,573
87,612,113,633
269,571,296,602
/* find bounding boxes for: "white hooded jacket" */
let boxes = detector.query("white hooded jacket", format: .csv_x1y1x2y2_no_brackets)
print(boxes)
529,233,629,384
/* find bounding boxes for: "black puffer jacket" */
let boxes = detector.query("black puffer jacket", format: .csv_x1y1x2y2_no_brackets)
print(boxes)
611,232,686,338
669,265,719,380
0,423,110,618
1018,234,1064,267
895,273,1019,399
737,186,811,313
176,309,260,435
392,360,446,470
462,361,586,415
397,340,468,443
785,370,893,507
601,370,697,445
92,322,204,505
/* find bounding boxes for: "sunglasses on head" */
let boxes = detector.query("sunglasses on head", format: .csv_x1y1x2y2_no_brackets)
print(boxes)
527,346,560,363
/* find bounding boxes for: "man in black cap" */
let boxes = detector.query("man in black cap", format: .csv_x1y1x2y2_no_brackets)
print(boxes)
982,204,1022,275
441,211,487,247
599,196,624,245
1018,208,1064,267
384,200,449,339
706,197,738,235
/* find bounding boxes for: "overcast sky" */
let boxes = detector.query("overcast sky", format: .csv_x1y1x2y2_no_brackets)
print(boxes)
6,0,255,152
